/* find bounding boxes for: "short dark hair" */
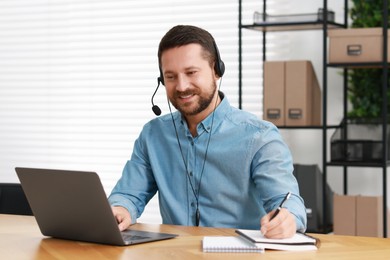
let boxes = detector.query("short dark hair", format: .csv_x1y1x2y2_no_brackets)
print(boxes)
158,25,217,71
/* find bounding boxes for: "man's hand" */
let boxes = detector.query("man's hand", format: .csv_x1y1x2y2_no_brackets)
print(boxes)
112,206,132,231
260,208,297,239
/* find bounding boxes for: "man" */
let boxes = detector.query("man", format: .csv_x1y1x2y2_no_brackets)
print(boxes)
109,25,306,239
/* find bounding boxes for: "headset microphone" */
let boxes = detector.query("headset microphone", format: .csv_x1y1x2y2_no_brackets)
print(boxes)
151,77,162,116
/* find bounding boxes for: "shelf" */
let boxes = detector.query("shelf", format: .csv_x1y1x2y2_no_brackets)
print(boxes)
239,0,388,237
328,62,390,68
327,161,390,167
241,21,345,32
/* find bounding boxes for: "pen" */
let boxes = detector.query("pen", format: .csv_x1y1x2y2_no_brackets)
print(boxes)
270,192,291,220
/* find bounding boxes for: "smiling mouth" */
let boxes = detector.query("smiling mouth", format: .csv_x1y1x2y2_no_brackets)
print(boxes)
179,93,194,99
176,90,196,100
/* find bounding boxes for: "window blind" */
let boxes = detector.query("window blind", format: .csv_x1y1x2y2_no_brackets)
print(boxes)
0,0,280,223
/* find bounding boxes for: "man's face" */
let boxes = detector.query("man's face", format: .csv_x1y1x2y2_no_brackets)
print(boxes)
160,44,218,118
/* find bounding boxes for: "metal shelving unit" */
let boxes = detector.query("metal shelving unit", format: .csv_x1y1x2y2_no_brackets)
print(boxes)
326,0,388,237
238,0,388,237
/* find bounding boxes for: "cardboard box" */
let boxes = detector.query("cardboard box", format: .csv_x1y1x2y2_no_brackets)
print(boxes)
285,61,321,126
356,196,383,237
328,28,390,63
263,61,285,126
263,60,321,126
334,194,384,237
333,194,357,236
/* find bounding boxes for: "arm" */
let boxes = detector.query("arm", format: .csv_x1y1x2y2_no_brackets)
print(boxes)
252,124,306,238
108,131,158,228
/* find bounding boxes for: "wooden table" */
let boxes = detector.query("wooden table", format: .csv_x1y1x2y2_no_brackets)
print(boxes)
1,214,390,259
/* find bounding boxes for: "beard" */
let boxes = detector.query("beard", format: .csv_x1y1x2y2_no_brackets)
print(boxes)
170,81,217,116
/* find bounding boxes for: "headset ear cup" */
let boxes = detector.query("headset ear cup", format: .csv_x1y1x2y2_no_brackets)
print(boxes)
159,68,164,85
218,60,225,77
158,76,164,85
213,40,225,77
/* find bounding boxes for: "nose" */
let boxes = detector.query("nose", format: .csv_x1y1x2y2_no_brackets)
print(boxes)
176,74,189,92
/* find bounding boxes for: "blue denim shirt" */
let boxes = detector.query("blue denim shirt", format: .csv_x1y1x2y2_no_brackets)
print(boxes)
109,93,306,231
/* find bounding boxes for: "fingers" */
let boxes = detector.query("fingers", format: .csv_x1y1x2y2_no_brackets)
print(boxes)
112,206,132,231
260,211,272,235
260,208,296,239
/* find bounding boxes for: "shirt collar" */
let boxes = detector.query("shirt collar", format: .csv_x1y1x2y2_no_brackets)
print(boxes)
198,91,229,133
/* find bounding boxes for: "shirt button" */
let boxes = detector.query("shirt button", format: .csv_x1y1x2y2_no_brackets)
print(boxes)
191,141,194,146
191,202,195,207
189,172,193,177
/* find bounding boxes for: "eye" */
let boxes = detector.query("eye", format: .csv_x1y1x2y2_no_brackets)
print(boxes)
165,74,175,81
187,70,197,76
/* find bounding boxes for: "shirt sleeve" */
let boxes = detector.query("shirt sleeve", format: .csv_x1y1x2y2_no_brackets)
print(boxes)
108,132,158,224
251,122,307,232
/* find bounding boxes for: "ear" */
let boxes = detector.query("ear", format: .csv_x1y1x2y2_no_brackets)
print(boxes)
212,62,221,80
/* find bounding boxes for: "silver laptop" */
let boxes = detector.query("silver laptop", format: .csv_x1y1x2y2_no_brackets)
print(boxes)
15,167,177,246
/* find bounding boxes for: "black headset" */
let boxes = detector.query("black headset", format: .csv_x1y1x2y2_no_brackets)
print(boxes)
157,40,225,86
152,40,225,116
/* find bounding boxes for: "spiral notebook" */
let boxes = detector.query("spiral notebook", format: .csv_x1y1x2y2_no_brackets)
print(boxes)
202,236,264,253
